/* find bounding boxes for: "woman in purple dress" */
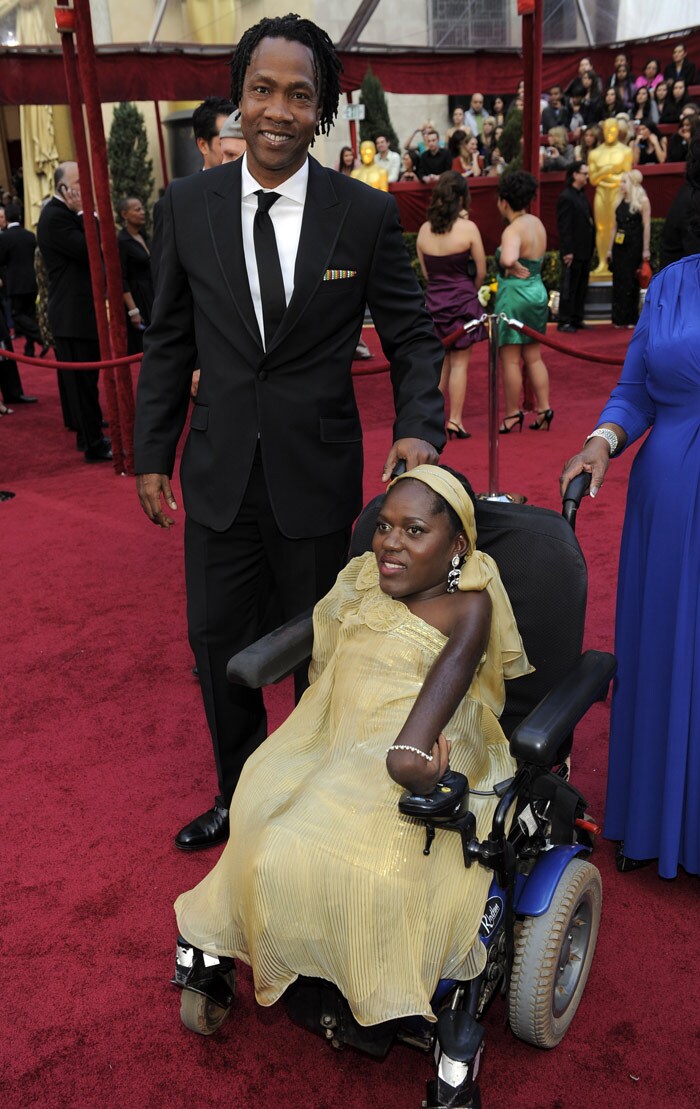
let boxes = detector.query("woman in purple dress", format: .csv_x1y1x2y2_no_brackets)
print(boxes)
559,143,700,878
417,172,486,439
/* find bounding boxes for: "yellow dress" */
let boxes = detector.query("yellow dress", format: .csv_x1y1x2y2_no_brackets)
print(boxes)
175,552,519,1027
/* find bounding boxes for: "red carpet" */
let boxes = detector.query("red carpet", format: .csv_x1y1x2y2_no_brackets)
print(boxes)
2,328,698,1108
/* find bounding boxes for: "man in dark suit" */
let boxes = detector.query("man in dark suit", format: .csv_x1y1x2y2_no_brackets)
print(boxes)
37,163,111,461
0,204,44,360
134,14,446,850
0,204,37,407
556,161,595,332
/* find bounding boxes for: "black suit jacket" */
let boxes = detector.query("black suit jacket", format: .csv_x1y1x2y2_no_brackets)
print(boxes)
36,197,98,341
556,185,595,260
0,225,38,296
134,156,445,538
664,59,696,86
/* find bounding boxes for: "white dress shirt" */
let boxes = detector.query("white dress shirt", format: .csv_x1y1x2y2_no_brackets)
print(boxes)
241,154,309,348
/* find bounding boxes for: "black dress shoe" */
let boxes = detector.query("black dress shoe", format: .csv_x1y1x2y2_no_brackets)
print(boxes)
615,842,654,873
78,436,111,452
40,345,51,358
175,805,230,851
576,322,594,329
84,439,113,463
7,394,38,404
557,324,577,333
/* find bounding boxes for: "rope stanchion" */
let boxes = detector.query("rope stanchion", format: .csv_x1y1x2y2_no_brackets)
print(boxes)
0,347,142,371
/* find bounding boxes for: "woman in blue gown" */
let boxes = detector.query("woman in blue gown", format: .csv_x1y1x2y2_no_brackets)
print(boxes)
560,246,700,879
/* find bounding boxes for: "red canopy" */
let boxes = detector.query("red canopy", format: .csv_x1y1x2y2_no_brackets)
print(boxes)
1,27,699,105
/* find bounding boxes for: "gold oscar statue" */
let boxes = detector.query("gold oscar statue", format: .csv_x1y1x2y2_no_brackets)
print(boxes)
588,118,633,278
351,141,389,191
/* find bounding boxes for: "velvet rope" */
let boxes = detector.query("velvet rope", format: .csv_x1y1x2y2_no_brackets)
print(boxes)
0,347,141,370
0,346,389,377
443,314,626,366
509,319,626,365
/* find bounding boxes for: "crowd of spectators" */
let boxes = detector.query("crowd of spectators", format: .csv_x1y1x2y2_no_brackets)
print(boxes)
352,41,697,189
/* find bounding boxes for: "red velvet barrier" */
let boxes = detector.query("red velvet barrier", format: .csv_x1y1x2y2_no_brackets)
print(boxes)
1,28,699,104
391,163,687,250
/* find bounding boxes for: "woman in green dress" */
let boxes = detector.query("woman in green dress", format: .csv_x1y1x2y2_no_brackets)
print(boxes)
494,172,553,432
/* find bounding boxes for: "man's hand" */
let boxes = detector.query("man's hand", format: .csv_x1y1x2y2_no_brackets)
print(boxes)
381,437,439,483
136,473,178,528
190,369,200,398
559,437,611,500
563,253,574,266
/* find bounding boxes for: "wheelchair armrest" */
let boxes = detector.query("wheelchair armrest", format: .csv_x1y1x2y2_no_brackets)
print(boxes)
226,608,314,688
509,649,617,766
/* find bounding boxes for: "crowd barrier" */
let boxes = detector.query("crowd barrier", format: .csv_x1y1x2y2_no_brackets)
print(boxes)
4,317,626,495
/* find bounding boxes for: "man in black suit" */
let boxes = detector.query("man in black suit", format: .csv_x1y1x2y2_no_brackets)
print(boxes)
416,130,452,182
0,204,44,361
134,14,445,850
36,163,111,461
556,161,595,332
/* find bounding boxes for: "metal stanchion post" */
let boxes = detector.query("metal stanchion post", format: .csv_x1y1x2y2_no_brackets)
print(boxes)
477,313,527,504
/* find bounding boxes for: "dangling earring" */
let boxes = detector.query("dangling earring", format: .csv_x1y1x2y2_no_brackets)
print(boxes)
446,553,462,593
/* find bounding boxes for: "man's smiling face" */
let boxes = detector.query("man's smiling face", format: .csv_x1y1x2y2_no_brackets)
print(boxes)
239,37,321,188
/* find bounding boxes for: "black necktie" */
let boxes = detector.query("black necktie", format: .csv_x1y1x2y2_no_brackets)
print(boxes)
254,190,286,347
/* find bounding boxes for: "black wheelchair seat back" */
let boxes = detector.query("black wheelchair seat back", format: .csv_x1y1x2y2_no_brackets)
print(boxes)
350,493,587,739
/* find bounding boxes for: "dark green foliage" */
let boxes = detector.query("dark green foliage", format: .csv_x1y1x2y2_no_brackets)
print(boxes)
107,102,155,234
359,67,400,151
500,108,523,174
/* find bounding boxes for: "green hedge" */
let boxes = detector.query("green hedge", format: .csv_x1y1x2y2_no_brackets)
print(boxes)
404,216,666,293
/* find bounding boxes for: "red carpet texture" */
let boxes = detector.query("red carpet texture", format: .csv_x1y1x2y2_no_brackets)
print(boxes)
2,327,698,1109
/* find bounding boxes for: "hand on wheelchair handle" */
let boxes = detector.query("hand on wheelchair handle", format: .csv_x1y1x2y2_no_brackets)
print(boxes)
381,437,440,484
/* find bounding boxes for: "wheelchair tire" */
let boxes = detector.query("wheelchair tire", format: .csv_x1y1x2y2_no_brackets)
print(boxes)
179,968,236,1036
508,858,601,1048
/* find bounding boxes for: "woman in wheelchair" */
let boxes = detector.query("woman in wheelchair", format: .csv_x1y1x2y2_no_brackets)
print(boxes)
173,465,531,1033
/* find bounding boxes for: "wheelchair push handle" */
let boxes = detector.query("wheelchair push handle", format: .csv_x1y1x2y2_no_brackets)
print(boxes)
562,471,591,531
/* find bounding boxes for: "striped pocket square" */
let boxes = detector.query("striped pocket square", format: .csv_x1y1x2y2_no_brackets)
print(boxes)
323,268,357,281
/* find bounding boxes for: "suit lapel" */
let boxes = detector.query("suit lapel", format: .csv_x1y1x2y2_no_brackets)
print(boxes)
204,161,263,351
265,157,348,357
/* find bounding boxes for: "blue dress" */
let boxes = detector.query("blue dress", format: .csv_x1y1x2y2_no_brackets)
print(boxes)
599,255,700,878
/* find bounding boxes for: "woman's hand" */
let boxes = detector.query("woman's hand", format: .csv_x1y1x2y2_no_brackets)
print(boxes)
560,437,611,499
386,733,452,795
505,260,531,279
129,310,142,329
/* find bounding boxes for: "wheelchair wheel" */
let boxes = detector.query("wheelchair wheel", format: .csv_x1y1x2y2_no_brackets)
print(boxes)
508,858,601,1048
179,968,237,1036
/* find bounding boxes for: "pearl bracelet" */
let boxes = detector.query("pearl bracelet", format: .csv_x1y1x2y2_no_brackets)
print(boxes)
386,744,433,762
128,307,140,317
585,427,618,456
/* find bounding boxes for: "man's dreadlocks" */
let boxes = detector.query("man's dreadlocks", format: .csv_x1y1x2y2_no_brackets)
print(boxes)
230,13,342,138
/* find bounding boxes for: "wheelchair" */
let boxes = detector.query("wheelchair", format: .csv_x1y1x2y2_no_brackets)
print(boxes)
173,472,615,1109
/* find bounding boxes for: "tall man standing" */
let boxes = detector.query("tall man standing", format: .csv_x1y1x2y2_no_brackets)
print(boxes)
37,163,110,460
134,14,445,851
556,160,595,332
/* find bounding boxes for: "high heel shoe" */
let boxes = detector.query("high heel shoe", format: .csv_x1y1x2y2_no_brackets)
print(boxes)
446,421,471,440
498,411,524,434
0,403,14,416
529,408,554,431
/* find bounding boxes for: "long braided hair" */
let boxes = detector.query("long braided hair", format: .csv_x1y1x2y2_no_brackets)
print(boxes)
230,14,342,140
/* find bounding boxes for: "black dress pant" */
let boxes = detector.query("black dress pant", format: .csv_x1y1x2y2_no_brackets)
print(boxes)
185,446,351,806
10,293,42,353
53,337,104,451
558,258,590,327
0,297,25,402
